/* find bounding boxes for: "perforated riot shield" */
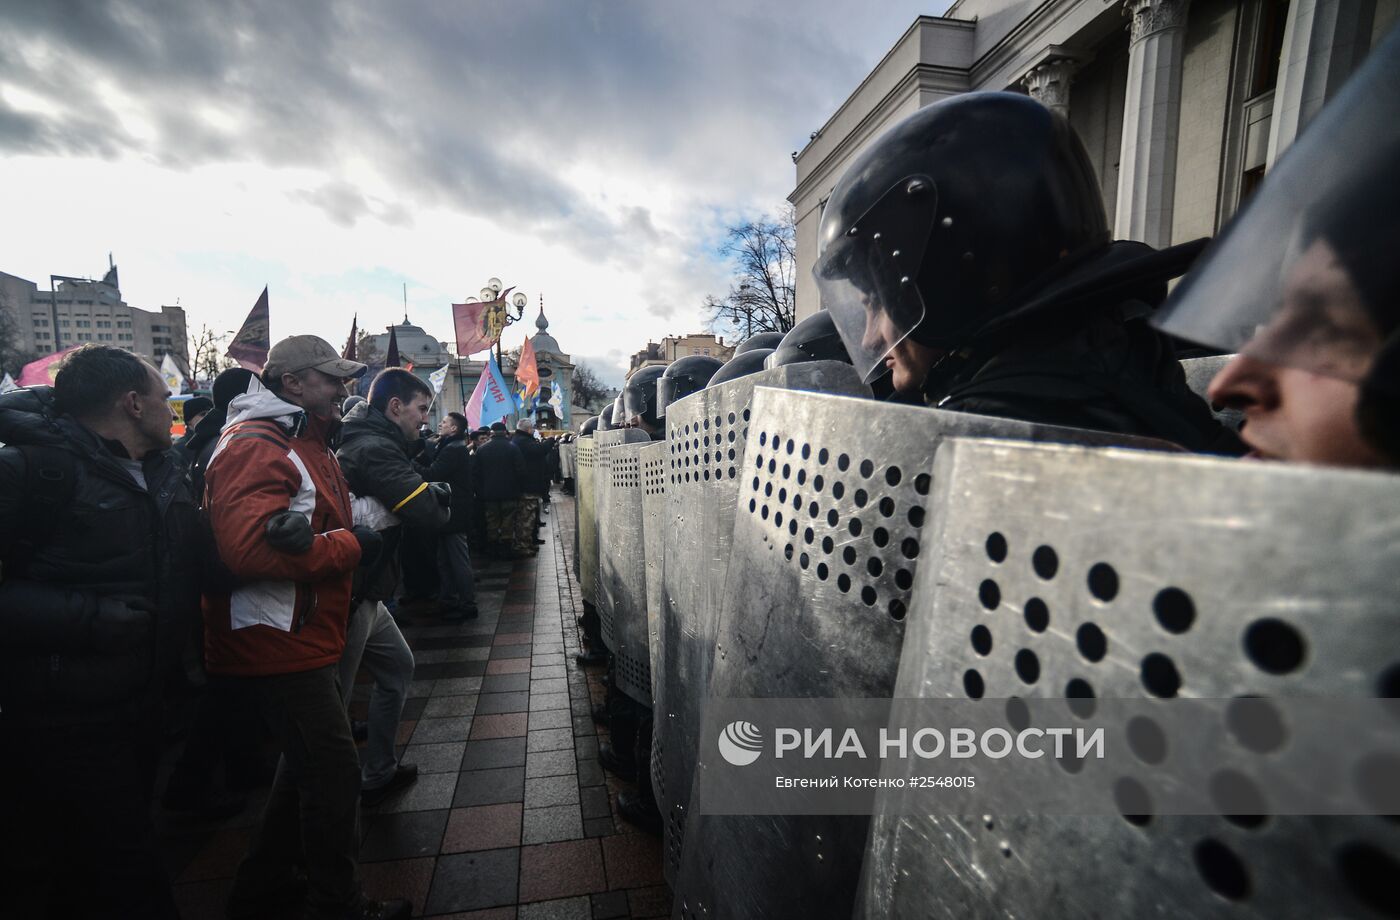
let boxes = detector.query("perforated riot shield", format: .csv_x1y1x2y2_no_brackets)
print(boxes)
641,441,668,797
1180,355,1242,432
673,389,1179,920
575,437,598,605
658,362,868,882
858,438,1400,919
596,428,650,665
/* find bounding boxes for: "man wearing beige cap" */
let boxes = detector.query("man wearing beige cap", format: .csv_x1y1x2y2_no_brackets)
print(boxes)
202,335,412,920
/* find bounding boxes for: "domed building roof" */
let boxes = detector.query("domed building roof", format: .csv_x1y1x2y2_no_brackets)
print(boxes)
531,307,561,357
369,321,451,366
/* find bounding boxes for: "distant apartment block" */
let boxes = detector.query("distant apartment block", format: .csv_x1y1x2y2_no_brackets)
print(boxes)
0,263,188,366
628,332,734,372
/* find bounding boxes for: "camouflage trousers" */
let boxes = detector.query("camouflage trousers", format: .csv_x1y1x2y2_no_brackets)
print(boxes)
515,495,542,554
485,499,537,557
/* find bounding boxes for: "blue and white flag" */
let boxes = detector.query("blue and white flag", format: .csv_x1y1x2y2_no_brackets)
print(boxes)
428,363,449,395
467,352,517,429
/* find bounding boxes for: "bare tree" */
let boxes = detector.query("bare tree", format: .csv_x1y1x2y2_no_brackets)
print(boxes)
703,207,798,340
570,362,610,412
356,331,384,365
188,325,237,389
0,303,35,376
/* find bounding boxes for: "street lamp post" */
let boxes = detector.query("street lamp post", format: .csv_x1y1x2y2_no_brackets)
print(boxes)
461,277,529,368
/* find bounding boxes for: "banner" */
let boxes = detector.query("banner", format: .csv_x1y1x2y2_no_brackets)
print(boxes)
465,352,516,429
428,364,449,395
385,326,401,368
227,286,270,372
17,345,81,387
160,353,187,394
452,287,513,357
342,315,358,360
516,335,539,399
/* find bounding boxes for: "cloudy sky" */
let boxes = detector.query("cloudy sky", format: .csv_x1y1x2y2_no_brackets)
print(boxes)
0,0,942,384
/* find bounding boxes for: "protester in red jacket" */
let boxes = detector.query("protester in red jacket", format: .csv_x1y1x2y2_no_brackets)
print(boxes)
202,335,411,920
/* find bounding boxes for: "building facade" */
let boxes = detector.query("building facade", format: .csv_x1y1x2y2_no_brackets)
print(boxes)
628,332,734,372
0,264,189,367
790,0,1400,320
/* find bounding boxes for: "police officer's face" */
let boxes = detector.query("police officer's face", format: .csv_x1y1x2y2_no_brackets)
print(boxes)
885,337,943,396
1208,355,1388,467
1208,239,1391,469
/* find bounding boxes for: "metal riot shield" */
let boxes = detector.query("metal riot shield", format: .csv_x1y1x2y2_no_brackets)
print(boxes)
673,389,1180,920
858,438,1400,920
641,441,668,799
595,428,649,660
575,437,598,606
658,362,868,883
1180,355,1242,432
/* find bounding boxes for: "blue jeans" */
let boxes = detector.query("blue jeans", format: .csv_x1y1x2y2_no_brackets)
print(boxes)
338,600,415,789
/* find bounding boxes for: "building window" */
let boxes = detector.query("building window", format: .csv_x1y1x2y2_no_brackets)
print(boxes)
1250,0,1289,97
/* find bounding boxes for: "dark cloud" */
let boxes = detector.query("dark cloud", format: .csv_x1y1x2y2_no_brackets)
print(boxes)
0,0,934,276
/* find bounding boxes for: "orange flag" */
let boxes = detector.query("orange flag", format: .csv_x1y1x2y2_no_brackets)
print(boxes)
516,336,539,398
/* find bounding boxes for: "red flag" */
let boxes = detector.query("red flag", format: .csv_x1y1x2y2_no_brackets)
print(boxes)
451,287,513,357
17,345,81,386
516,336,539,398
386,326,401,367
227,287,270,372
342,314,358,361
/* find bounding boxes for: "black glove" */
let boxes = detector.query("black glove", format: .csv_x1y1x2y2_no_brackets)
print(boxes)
351,525,383,569
428,481,452,508
90,595,154,650
265,511,314,554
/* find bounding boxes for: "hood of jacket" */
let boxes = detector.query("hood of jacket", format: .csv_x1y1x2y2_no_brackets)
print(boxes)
223,380,341,443
339,399,410,452
0,386,66,449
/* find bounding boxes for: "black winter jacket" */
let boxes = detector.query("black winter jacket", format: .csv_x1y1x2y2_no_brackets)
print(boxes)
0,387,201,719
925,242,1244,455
336,402,450,601
512,432,550,496
474,433,525,501
418,433,474,534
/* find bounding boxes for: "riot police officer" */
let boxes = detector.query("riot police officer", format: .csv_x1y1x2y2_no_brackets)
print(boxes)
733,330,785,355
657,355,724,416
814,91,1239,452
707,348,774,388
1155,28,1400,470
621,365,668,440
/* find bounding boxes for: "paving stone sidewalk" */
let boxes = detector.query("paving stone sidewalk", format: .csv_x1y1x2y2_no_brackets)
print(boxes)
161,490,669,919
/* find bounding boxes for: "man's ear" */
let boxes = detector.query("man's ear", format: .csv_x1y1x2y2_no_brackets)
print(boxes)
121,389,144,420
281,372,304,396
387,396,403,418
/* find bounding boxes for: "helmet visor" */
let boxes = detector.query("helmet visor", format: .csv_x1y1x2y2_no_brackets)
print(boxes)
814,176,938,383
656,375,680,417
1155,33,1400,385
623,381,651,421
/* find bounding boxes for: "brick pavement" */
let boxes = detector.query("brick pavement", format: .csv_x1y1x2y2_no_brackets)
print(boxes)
160,490,669,918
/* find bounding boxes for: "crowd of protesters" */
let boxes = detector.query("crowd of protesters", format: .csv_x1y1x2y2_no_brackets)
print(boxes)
0,336,571,920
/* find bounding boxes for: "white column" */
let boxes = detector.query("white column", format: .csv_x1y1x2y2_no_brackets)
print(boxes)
1266,0,1376,167
1021,56,1078,120
1114,0,1191,248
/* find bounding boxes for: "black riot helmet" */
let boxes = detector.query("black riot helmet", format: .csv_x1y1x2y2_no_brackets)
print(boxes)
598,404,616,431
764,311,853,369
707,348,773,388
657,355,724,416
623,365,669,430
1156,27,1400,462
733,331,785,355
815,91,1109,382
579,415,600,438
